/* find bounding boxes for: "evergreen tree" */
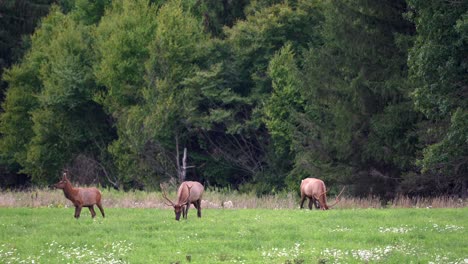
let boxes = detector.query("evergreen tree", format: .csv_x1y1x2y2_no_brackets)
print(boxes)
0,6,63,181
264,43,305,190
195,0,323,192
191,0,249,37
296,0,416,197
1,6,113,184
26,13,111,183
0,0,55,102
69,0,111,25
104,0,208,188
0,0,465,195
405,0,468,196
94,0,159,188
94,0,158,115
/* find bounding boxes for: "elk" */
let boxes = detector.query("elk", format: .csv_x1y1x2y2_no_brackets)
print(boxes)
53,170,105,219
161,181,204,221
300,178,345,210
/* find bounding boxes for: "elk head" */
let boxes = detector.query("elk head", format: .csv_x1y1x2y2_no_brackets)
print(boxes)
160,183,192,221
53,170,70,189
318,186,346,210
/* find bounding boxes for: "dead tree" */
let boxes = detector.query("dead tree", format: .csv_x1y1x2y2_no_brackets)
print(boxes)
175,136,195,183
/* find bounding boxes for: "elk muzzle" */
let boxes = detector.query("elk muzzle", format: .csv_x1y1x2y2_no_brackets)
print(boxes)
174,205,183,221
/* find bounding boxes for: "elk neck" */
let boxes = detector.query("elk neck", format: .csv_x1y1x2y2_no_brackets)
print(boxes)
177,193,189,205
62,181,79,202
177,184,190,205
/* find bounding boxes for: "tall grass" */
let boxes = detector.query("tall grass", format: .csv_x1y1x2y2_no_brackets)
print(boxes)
0,188,466,209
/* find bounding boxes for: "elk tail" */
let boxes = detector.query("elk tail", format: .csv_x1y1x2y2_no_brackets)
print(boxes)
328,186,346,208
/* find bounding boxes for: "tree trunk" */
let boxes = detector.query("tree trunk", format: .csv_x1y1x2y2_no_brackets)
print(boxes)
175,135,193,183
462,180,467,199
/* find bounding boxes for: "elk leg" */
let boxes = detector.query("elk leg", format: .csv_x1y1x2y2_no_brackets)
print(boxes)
88,206,96,218
74,205,82,219
300,195,306,209
308,198,314,210
184,203,190,219
196,200,201,218
96,202,105,218
181,205,186,219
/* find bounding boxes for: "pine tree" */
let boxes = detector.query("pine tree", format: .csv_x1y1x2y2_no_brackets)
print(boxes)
296,0,416,197
405,0,468,196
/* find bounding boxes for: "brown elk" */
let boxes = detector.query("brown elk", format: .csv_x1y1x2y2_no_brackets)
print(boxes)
53,170,105,219
300,178,345,210
161,181,204,221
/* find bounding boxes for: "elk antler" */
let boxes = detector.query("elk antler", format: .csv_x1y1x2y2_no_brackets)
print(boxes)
329,186,346,208
316,189,327,200
160,184,175,206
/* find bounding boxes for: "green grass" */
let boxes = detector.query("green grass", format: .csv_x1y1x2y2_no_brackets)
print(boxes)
0,207,467,263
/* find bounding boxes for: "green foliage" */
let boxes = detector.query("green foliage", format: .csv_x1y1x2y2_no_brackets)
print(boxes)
408,1,467,120
94,0,158,115
93,0,161,188
190,0,248,37
225,1,322,96
0,0,54,101
189,1,325,191
0,65,40,167
364,103,420,170
182,61,248,132
25,14,109,182
70,0,111,24
103,0,210,188
0,7,64,177
37,16,95,108
147,0,207,81
293,0,416,196
416,109,468,192
407,0,468,194
0,0,466,196
143,0,208,142
265,44,303,155
1,7,113,184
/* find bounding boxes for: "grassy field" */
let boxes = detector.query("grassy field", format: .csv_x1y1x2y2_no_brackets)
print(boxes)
0,207,467,264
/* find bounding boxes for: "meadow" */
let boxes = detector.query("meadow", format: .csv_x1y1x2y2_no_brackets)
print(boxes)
0,190,467,263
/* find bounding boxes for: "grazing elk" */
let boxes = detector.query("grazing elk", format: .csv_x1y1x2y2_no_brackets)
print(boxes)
161,181,204,221
300,178,345,210
53,170,105,219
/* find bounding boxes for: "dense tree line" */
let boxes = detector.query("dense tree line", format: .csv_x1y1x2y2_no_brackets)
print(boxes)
0,0,466,198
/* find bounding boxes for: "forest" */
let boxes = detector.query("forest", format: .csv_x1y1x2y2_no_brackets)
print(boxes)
0,0,466,198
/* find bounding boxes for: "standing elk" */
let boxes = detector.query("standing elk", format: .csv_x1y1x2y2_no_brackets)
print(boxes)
53,170,105,219
161,181,204,221
300,178,345,210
